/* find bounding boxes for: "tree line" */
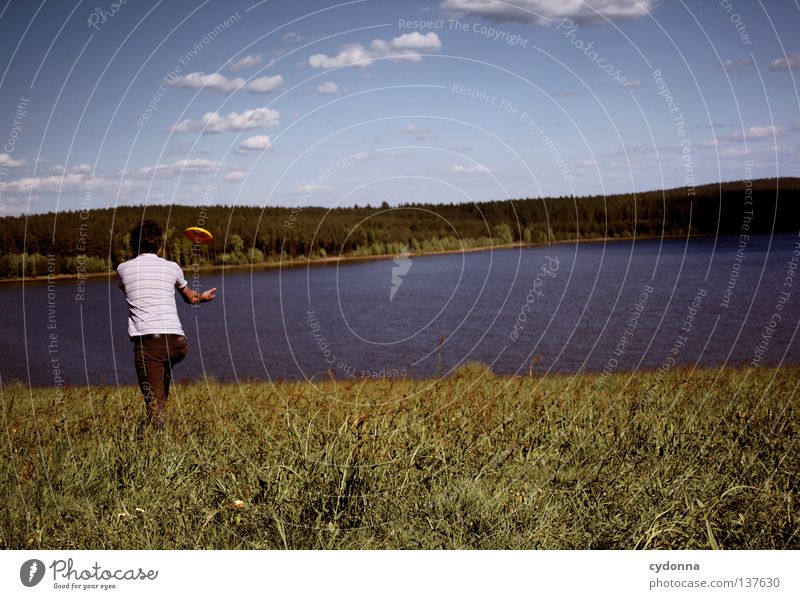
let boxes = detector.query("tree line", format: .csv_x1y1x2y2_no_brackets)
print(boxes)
1,177,797,279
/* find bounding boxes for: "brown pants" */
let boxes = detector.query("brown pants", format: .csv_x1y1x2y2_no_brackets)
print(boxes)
133,334,188,427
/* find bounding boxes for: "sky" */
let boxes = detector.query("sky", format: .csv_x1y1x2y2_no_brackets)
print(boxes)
0,0,798,216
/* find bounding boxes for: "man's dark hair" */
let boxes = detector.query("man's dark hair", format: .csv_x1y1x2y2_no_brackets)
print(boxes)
130,220,163,255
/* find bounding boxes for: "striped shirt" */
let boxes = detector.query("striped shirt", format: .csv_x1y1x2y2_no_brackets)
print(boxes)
117,253,188,338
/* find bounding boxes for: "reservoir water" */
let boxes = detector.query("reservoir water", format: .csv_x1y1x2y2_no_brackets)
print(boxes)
1,233,799,388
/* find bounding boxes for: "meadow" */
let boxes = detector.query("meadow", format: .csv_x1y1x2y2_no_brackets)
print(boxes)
1,364,797,549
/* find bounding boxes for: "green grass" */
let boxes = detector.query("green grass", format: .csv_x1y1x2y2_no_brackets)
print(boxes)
1,364,798,549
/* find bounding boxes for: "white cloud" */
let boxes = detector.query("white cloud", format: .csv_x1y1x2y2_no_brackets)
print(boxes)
725,144,797,158
0,194,42,215
167,71,284,94
309,32,442,68
247,74,284,94
69,163,92,174
228,53,264,71
224,169,247,182
391,32,442,51
2,172,144,195
402,124,439,140
440,0,656,25
726,126,784,141
386,149,416,158
721,57,754,70
0,153,27,167
451,164,490,174
724,147,749,157
135,158,222,177
283,32,304,43
170,108,281,134
168,72,246,93
770,144,796,154
295,183,331,194
237,135,271,152
309,44,375,68
769,52,800,71
316,81,339,94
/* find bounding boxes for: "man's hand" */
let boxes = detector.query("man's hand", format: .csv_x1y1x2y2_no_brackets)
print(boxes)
180,286,217,305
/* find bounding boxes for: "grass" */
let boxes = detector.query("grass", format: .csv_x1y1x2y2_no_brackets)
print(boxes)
1,363,798,549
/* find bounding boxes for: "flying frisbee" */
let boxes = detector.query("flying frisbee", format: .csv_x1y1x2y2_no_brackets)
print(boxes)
184,226,213,245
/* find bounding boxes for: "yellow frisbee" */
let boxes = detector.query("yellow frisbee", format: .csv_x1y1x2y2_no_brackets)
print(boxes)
184,226,214,245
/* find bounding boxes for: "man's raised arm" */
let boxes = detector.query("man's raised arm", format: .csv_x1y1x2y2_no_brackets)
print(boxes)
180,286,217,305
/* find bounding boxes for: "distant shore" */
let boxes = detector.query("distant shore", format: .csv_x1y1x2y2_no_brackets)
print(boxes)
0,232,702,285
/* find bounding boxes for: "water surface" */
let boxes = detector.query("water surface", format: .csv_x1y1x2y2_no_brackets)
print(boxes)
2,233,799,387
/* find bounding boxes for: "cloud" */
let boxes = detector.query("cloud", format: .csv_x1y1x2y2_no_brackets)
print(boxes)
724,147,749,157
721,57,754,70
167,72,284,94
316,81,339,94
440,0,656,26
451,164,490,174
386,149,416,158
0,153,27,167
168,72,246,93
69,163,92,174
309,44,375,68
295,183,331,194
402,124,439,140
135,158,222,177
170,108,281,134
725,126,784,141
228,53,264,71
224,169,247,182
391,31,442,51
237,135,271,152
769,52,800,71
309,32,442,68
2,172,144,195
724,143,797,158
247,74,284,94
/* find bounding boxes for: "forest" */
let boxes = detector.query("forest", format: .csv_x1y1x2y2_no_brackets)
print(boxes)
0,177,797,279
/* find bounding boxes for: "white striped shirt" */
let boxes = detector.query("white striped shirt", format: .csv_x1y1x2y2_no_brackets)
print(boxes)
117,253,188,338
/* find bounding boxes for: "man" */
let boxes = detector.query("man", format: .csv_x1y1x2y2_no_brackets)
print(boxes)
117,220,216,429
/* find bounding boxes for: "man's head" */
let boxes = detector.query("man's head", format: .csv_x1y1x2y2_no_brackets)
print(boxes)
130,220,163,256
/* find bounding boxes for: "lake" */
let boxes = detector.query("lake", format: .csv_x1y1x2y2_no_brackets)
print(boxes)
2,232,799,388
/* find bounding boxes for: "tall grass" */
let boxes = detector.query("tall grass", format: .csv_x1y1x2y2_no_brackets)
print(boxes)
1,364,797,549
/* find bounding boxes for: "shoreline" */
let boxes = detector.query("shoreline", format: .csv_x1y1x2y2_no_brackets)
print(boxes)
5,360,783,391
0,232,706,285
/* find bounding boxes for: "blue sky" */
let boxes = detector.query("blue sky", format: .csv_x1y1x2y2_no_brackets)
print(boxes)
0,0,798,216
